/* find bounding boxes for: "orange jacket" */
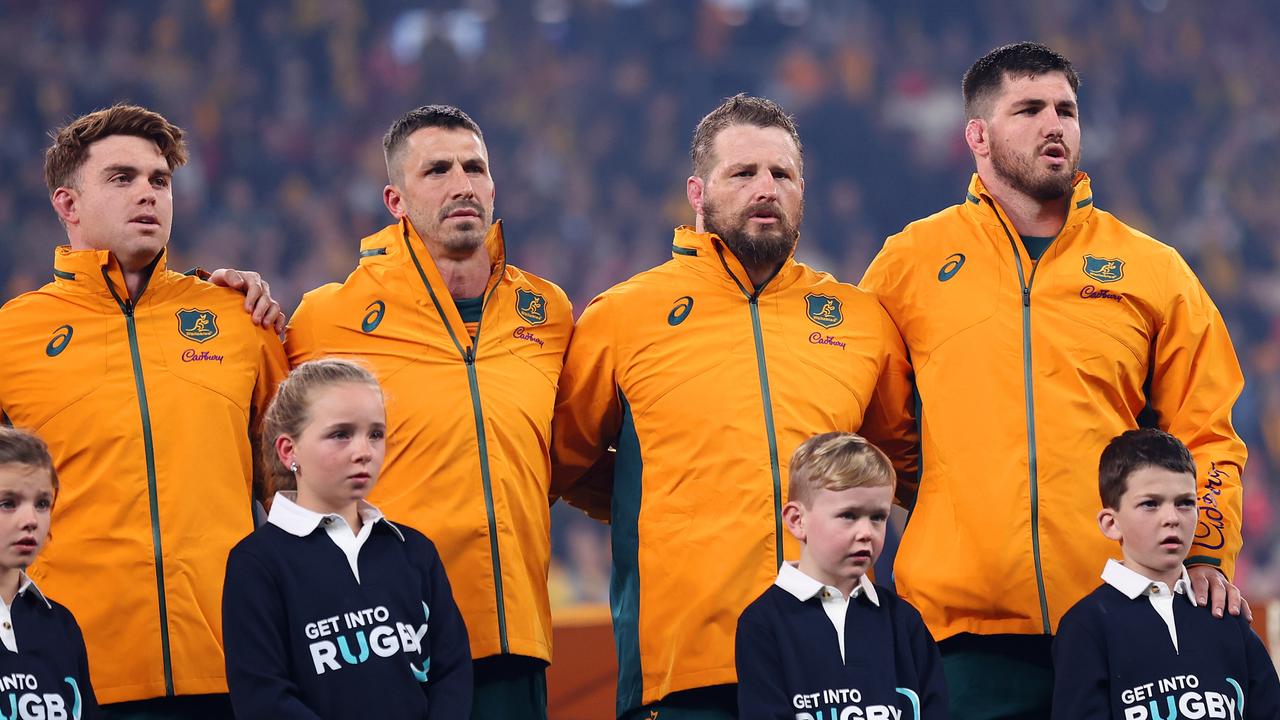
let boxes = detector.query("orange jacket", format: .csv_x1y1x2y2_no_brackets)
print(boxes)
0,246,288,704
286,219,572,664
551,227,916,713
860,173,1246,641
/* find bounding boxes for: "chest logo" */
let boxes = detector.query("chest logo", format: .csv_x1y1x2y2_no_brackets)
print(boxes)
46,325,74,357
938,253,965,281
176,309,219,344
668,296,694,326
1082,255,1124,283
515,288,547,325
805,293,843,329
362,300,386,333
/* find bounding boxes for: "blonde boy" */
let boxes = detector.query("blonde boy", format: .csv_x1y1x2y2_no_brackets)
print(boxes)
1052,428,1280,719
735,432,947,720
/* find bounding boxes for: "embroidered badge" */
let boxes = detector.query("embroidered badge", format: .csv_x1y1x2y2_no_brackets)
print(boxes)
515,288,547,325
1082,255,1124,283
176,309,219,343
805,293,843,329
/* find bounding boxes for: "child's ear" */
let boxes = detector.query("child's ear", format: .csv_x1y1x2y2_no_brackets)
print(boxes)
782,501,806,543
274,435,296,470
1098,507,1123,543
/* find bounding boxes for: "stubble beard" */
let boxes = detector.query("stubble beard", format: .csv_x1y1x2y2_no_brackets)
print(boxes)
991,139,1079,202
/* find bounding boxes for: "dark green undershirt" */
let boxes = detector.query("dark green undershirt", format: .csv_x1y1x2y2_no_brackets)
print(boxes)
1021,235,1055,262
455,295,483,324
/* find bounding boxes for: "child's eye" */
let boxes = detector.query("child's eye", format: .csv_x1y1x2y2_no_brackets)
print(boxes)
872,513,889,523
0,501,13,510
36,499,52,510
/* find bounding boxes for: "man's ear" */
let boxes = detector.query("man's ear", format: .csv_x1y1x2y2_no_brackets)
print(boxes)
1098,507,1123,543
383,184,408,220
51,186,78,226
965,118,990,158
686,175,705,217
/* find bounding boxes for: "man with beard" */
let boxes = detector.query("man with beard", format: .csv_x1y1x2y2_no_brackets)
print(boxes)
552,94,917,719
286,105,573,720
860,43,1247,719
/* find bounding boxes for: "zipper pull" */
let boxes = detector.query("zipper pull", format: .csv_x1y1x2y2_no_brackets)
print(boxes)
464,346,475,365
124,300,135,317
1022,287,1031,307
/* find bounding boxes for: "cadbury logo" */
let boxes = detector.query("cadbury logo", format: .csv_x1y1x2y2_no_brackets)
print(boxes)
513,327,545,348
808,332,846,350
182,349,225,364
1080,285,1123,303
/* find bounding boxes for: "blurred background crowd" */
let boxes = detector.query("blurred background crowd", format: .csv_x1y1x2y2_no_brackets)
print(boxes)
2,0,1278,607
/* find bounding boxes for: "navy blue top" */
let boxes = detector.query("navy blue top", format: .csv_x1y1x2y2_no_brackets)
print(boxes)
1052,583,1280,719
222,520,472,719
0,586,98,720
736,584,948,720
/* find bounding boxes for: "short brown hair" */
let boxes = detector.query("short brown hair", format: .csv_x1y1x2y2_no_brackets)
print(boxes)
260,358,383,495
962,42,1080,120
1098,428,1196,510
0,427,59,495
383,104,484,183
689,93,803,178
788,432,893,507
44,104,188,193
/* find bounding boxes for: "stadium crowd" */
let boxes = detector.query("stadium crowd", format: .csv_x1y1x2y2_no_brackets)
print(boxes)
1,0,1278,606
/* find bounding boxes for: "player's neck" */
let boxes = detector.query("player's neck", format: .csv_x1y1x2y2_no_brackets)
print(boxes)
0,568,22,606
979,171,1069,238
435,252,492,300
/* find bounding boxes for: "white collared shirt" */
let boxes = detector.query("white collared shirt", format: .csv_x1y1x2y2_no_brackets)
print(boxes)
268,491,404,583
1101,559,1196,653
0,572,52,652
774,562,880,663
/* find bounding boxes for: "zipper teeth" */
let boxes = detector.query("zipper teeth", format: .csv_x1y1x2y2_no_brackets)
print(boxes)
124,305,175,695
748,297,784,568
401,228,509,652
992,206,1053,634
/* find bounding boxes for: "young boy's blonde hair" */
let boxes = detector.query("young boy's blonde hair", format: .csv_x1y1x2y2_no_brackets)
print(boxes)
788,431,893,507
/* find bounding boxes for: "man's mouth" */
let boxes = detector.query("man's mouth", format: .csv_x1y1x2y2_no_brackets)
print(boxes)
1041,144,1067,160
130,214,160,225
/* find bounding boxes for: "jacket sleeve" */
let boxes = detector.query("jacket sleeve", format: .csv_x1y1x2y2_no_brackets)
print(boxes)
418,536,474,719
1050,608,1110,720
858,242,923,509
1243,620,1280,719
1149,249,1246,577
222,548,324,720
283,295,321,368
66,610,101,719
735,604,793,720
549,294,621,522
903,603,948,719
860,301,920,508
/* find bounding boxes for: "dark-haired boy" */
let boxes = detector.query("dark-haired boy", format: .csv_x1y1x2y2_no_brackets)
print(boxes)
1051,429,1279,719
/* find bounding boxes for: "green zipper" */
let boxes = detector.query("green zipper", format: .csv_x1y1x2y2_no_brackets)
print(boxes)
102,266,174,695
718,253,785,568
989,208,1052,634
402,231,510,653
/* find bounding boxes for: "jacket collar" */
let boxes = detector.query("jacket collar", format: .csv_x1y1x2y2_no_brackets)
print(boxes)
359,218,509,352
670,226,799,297
52,245,169,305
962,171,1096,236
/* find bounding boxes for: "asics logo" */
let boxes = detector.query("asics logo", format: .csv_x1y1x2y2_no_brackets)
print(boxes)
668,296,694,326
938,253,965,282
46,325,73,357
